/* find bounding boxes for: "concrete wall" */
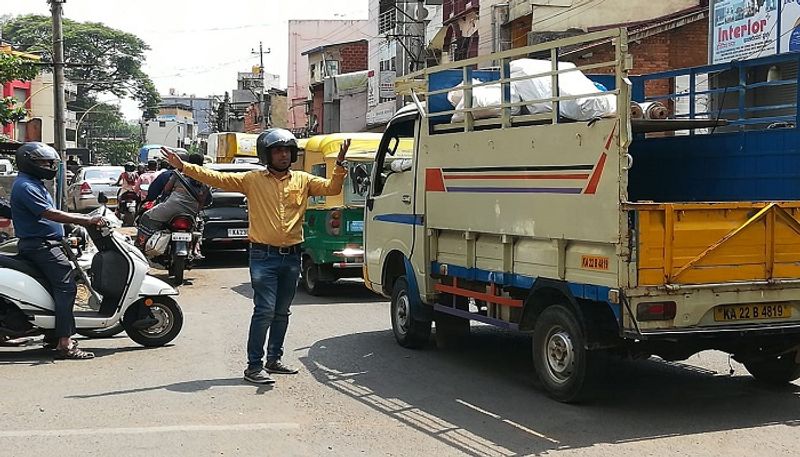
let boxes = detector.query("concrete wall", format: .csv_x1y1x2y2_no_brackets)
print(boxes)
287,20,371,129
339,91,368,132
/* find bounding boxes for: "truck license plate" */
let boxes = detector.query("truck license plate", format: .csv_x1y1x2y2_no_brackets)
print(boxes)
228,228,248,237
713,304,792,322
171,232,192,242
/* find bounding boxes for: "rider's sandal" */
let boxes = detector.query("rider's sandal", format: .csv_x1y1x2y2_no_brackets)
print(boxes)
55,344,94,360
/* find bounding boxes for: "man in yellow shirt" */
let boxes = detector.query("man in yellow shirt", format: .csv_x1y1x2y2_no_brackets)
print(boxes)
163,129,349,384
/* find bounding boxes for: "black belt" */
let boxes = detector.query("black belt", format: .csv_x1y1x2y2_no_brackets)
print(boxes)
250,242,301,255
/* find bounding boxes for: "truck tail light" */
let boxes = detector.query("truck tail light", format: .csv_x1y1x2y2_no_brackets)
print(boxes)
636,301,677,321
326,210,342,236
80,181,92,195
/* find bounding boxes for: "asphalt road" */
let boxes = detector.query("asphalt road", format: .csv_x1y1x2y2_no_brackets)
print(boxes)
1,251,799,457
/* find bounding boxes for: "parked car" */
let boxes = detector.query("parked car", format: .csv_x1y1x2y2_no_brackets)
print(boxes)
0,159,14,176
67,166,123,211
200,163,263,249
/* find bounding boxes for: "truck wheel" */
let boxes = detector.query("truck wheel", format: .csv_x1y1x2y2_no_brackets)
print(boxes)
744,351,800,385
391,276,431,349
532,305,599,403
301,257,326,296
434,311,470,350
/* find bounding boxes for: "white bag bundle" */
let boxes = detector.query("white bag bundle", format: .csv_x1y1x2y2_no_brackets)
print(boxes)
509,59,616,121
447,78,520,123
144,230,171,257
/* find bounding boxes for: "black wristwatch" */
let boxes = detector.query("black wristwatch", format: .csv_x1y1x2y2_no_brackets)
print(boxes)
336,159,348,168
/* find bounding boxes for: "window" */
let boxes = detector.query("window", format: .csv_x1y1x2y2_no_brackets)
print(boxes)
371,116,416,197
309,163,327,205
325,60,340,77
159,121,166,128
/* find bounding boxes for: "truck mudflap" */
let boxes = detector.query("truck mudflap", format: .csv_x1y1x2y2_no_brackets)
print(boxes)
632,201,800,287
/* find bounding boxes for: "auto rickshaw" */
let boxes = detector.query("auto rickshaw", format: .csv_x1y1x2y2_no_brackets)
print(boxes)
300,133,411,294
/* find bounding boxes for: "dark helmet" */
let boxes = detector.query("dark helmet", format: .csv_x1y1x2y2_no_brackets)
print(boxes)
256,128,298,168
15,142,60,180
124,162,136,172
147,159,158,171
186,154,204,166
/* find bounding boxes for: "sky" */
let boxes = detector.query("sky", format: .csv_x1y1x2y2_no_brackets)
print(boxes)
1,0,368,120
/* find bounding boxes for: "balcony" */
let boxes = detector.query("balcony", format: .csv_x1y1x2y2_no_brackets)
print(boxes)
443,0,479,24
378,9,397,35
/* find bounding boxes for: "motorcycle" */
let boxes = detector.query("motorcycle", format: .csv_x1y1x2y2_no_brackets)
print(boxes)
117,190,139,227
143,213,202,285
0,194,183,349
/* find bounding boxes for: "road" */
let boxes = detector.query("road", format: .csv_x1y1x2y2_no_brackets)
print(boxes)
1,250,799,457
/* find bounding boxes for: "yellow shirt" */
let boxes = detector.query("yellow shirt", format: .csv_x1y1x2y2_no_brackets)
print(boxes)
182,163,346,246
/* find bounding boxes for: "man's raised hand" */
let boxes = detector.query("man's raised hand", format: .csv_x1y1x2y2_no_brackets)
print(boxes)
162,147,184,171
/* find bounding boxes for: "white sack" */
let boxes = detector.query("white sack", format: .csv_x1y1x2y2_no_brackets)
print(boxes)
144,231,171,258
509,59,616,121
447,79,520,123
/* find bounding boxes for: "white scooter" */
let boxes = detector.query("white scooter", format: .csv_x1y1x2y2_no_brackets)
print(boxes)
0,194,184,348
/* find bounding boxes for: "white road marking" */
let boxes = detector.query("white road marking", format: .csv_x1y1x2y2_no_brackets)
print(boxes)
0,422,300,438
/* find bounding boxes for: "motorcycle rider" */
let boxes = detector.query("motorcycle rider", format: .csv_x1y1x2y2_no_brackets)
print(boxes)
10,142,103,359
135,159,159,201
136,154,211,248
115,162,139,197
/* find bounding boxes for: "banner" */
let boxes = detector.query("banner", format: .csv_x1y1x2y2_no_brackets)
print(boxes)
712,0,779,63
781,0,800,53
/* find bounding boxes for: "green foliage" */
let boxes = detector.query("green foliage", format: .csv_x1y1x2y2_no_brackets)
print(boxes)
0,52,38,126
2,15,160,118
0,52,38,85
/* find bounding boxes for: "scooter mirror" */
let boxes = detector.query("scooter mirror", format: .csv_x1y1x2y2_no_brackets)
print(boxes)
97,192,109,205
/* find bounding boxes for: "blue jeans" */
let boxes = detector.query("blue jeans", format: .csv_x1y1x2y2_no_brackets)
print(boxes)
18,240,77,338
246,245,300,370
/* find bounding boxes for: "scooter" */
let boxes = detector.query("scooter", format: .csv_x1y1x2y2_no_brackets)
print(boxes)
0,194,184,349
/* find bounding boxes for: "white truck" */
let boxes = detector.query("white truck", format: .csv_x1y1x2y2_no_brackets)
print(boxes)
356,28,800,402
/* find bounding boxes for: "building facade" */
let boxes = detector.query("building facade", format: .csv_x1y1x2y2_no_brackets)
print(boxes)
144,104,197,149
287,19,371,130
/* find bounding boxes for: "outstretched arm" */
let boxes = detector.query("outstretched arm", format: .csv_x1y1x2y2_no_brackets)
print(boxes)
162,147,247,193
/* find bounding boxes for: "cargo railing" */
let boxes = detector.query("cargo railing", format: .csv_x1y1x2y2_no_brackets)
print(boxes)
636,52,800,133
395,27,632,134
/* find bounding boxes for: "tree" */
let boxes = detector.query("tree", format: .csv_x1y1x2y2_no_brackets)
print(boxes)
75,100,141,165
2,15,160,119
0,52,38,126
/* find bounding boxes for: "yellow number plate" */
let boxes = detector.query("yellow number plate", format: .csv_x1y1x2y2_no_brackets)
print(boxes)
714,304,792,322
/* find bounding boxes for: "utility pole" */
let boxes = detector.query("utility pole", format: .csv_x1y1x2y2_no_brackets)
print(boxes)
251,42,271,129
49,0,67,209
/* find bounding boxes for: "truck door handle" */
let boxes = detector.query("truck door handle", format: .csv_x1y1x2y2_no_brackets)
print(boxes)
401,195,411,204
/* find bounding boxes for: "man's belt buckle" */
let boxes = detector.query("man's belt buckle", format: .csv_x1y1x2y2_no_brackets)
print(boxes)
278,246,292,255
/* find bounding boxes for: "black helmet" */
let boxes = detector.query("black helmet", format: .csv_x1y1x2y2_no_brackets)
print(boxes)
124,162,136,172
256,128,298,168
147,159,158,171
15,142,59,180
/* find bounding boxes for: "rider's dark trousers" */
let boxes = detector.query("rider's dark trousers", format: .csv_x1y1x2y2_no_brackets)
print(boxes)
19,240,77,338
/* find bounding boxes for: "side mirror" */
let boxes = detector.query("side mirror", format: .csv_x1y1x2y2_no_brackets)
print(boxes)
97,192,108,205
351,164,371,196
